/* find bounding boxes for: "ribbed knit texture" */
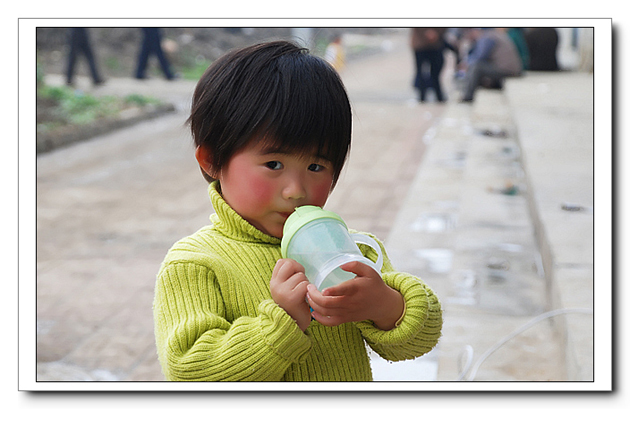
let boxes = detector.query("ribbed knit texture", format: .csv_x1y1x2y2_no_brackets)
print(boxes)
153,181,442,381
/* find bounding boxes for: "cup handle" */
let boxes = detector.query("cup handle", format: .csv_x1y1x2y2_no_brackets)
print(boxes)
351,234,384,274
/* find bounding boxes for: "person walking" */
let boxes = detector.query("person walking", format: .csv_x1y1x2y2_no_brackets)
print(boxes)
410,28,447,102
65,27,104,86
525,27,560,71
135,28,175,80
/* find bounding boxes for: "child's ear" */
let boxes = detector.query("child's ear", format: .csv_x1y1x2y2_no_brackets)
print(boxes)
195,145,217,181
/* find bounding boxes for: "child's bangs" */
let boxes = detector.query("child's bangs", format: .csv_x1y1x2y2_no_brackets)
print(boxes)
258,112,344,164
256,63,352,174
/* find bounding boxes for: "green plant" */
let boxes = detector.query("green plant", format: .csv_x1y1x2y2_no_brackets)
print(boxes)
37,84,162,127
124,93,159,106
38,85,71,101
180,58,212,80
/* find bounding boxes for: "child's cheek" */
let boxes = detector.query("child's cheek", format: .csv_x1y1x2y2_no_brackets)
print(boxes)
247,177,276,208
223,163,274,214
311,179,334,207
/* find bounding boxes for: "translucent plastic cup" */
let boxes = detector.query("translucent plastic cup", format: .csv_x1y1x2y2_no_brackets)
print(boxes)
281,206,383,290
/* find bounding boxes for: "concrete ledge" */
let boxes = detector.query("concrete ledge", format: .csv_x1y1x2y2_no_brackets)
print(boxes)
504,72,594,381
385,91,563,381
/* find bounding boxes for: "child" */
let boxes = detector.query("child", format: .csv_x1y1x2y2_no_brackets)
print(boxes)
153,41,442,381
324,34,345,71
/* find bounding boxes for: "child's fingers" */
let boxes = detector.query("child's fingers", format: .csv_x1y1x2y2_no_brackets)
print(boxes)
339,261,380,279
273,258,305,281
295,280,311,302
310,309,345,327
283,272,309,292
307,287,354,326
319,283,351,298
307,284,345,313
307,284,330,305
272,258,284,276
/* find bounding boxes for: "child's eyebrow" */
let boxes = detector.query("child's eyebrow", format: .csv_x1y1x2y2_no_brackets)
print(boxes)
258,146,327,161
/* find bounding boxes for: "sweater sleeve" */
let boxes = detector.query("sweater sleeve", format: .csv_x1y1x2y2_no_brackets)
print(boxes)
153,261,312,381
355,271,442,361
353,232,443,362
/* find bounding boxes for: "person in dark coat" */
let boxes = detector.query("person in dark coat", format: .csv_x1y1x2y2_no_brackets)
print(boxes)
65,28,104,86
135,28,175,80
411,28,448,102
525,28,560,71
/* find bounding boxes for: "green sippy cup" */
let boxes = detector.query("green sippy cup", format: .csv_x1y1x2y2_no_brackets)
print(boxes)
281,205,383,290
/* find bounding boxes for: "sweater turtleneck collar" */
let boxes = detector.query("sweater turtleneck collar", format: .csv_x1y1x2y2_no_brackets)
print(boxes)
207,180,281,246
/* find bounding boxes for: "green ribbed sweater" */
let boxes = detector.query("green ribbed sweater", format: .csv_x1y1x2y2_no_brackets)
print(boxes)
153,181,442,381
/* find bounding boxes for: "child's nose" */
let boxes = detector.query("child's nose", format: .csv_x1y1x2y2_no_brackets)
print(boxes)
283,177,306,200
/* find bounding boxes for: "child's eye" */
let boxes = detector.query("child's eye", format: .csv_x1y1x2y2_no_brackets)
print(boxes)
308,163,324,172
266,161,283,170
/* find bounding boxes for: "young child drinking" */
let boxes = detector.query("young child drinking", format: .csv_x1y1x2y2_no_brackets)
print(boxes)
153,40,442,381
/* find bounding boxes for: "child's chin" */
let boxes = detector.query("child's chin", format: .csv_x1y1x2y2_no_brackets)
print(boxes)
263,224,284,239
271,229,284,239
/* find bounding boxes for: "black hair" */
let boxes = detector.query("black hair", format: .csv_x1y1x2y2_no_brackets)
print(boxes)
187,40,352,186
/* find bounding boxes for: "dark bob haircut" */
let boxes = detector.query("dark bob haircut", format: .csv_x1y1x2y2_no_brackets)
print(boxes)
187,40,352,186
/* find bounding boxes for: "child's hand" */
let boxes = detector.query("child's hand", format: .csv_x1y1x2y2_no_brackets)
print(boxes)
270,259,312,332
307,261,404,331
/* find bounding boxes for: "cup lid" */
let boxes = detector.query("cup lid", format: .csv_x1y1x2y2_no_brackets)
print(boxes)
281,205,346,257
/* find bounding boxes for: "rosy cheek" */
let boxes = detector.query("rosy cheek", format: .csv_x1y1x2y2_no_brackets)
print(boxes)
222,160,274,212
246,178,275,208
310,179,333,207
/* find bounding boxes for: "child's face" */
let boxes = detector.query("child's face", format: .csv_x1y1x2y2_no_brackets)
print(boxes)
217,140,335,238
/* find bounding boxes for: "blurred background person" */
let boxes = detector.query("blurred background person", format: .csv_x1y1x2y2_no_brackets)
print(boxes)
135,28,176,80
65,27,104,86
459,28,523,102
410,27,447,103
324,33,346,72
505,28,530,71
525,27,560,71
